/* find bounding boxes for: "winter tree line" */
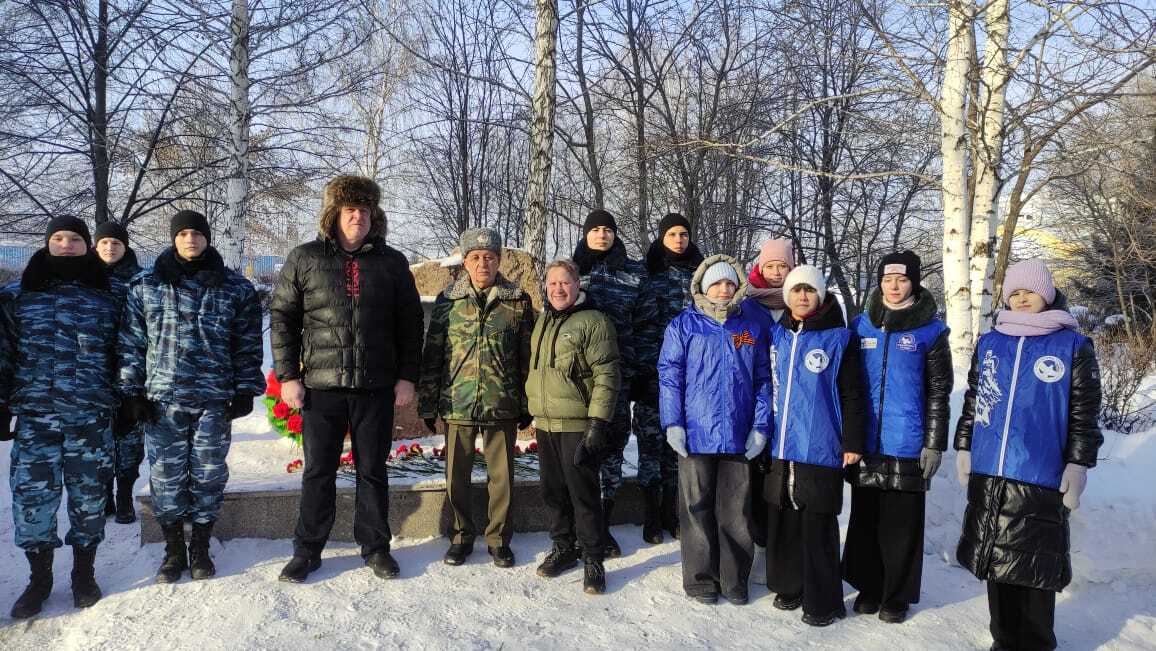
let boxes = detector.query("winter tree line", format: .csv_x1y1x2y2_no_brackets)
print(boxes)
0,0,1153,351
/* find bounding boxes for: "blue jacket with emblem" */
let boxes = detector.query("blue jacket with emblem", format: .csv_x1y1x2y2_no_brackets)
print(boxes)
658,255,772,455
0,250,120,416
849,289,953,491
117,246,264,407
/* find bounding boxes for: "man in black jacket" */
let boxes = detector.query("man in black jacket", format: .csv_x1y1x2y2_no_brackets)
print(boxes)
269,175,425,583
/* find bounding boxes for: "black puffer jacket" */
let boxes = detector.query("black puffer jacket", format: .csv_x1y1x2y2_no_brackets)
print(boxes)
848,288,953,492
269,236,424,390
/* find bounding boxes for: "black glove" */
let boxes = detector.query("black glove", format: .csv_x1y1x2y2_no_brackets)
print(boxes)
517,413,534,430
574,417,612,468
121,395,156,426
0,412,12,442
111,410,133,440
424,417,438,434
228,394,254,420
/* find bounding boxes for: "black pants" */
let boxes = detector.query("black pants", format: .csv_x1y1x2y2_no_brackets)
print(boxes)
538,430,604,560
842,486,925,608
293,388,393,559
988,582,1057,651
679,455,753,599
766,503,843,616
750,461,767,547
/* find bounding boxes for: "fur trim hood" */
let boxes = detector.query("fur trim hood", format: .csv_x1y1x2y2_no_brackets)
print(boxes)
318,175,387,241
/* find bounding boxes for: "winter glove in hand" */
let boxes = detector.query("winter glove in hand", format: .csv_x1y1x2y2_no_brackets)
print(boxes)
0,412,12,442
744,429,767,460
666,426,688,458
517,413,534,431
955,450,971,488
228,394,254,420
122,395,156,426
424,417,438,434
574,417,612,468
919,448,942,480
1059,463,1089,511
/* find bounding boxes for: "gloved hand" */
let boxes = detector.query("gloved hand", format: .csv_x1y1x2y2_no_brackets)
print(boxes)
666,426,688,458
228,394,254,420
744,429,767,460
919,448,942,480
573,417,612,468
517,413,534,431
1059,463,1089,511
121,395,157,426
424,417,438,434
956,450,971,488
0,412,12,442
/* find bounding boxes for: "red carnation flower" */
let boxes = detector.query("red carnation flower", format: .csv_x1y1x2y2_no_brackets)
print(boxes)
396,444,409,456
265,370,282,397
340,452,354,465
528,441,538,453
273,401,291,420
286,414,303,434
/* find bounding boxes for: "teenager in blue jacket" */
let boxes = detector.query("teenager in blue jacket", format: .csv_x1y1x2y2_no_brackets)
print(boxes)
955,259,1102,651
763,265,865,627
842,251,953,624
659,255,772,605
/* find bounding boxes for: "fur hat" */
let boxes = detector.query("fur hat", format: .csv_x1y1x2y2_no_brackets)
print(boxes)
460,227,502,256
319,175,387,241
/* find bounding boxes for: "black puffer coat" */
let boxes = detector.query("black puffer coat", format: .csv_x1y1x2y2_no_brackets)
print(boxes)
269,236,424,390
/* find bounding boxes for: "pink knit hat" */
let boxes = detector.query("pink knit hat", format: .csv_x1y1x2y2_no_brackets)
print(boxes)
757,239,795,270
1002,259,1056,305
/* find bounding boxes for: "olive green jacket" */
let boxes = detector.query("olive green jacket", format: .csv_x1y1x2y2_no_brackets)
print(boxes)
525,293,621,432
417,273,535,424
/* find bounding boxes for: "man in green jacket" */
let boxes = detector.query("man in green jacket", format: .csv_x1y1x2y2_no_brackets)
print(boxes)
526,258,620,594
418,228,536,568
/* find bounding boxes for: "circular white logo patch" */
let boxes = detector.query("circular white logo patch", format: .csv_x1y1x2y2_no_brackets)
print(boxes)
1033,356,1066,383
804,349,830,373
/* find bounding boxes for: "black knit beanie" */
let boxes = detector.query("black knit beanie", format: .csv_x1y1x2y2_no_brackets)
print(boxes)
878,250,922,288
657,212,691,238
170,210,212,245
45,215,92,247
94,221,129,246
583,209,618,235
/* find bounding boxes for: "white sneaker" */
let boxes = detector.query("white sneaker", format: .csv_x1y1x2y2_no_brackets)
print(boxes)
751,544,767,585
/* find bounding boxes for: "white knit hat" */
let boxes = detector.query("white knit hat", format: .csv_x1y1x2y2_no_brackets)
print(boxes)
700,260,740,291
783,264,827,303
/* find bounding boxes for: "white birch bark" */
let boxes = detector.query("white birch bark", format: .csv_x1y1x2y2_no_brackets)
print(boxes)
219,0,251,271
969,0,1010,337
941,0,975,356
521,0,558,267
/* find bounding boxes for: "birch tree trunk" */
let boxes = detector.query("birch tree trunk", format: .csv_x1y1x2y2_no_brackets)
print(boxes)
522,0,559,266
968,0,1010,337
219,0,251,271
941,0,975,356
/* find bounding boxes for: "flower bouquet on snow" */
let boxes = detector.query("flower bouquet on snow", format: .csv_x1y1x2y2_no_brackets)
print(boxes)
263,369,303,445
287,440,542,480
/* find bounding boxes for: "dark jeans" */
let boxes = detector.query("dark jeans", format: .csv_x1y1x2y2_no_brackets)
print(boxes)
842,486,926,607
679,454,753,598
538,430,604,559
988,582,1057,651
766,502,843,617
293,388,393,559
750,460,767,547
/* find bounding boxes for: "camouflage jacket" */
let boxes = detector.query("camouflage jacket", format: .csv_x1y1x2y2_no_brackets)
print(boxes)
118,247,264,406
635,241,703,379
573,239,656,381
0,250,120,415
105,249,143,309
417,273,535,423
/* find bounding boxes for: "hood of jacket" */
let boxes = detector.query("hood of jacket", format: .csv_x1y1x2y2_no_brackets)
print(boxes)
20,248,110,292
152,246,228,287
645,238,704,275
865,286,938,331
690,254,748,323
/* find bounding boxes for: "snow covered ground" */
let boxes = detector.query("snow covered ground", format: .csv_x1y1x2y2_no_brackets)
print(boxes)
1,375,1155,649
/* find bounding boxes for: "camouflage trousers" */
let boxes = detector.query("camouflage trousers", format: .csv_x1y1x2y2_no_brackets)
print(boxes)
9,411,113,550
145,402,231,526
598,393,633,501
632,401,679,492
112,416,145,476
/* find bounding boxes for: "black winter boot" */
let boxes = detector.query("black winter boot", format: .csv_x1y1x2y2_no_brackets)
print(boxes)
71,545,102,608
114,473,137,524
10,549,53,619
642,485,663,544
536,544,579,578
583,559,606,594
188,522,216,580
104,478,115,516
602,499,621,558
661,487,680,540
156,523,188,584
